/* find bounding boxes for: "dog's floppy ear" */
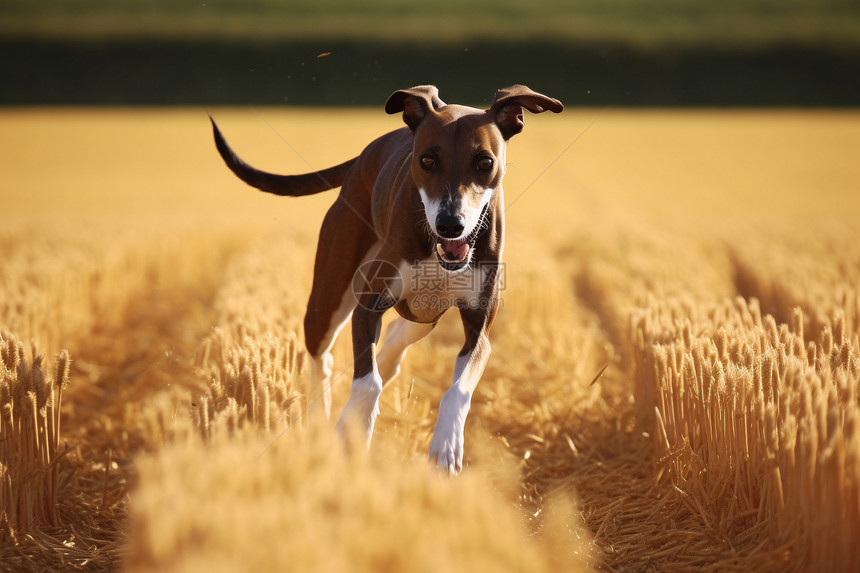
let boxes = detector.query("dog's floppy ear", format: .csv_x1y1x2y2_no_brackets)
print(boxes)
385,85,446,131
491,85,563,140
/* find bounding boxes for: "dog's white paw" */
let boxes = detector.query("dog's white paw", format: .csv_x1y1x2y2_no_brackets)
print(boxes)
428,426,464,475
336,372,382,448
428,386,471,475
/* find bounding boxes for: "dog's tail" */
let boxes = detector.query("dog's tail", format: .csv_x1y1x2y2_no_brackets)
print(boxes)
210,116,357,197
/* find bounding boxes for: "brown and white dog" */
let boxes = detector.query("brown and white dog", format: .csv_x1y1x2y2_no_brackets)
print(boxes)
211,85,562,473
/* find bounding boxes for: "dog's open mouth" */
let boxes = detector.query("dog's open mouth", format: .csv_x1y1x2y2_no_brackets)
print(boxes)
433,205,490,271
435,237,473,271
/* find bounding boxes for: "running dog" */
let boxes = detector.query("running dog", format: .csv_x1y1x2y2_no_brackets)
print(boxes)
211,85,563,473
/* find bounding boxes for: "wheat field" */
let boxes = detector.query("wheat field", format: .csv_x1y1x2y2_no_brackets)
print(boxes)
1,107,858,571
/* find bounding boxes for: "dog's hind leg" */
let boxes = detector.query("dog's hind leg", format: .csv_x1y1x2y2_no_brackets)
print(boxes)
307,290,356,420
303,197,380,420
376,318,435,385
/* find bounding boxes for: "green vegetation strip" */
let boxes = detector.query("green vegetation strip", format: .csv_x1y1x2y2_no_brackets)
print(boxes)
2,0,860,50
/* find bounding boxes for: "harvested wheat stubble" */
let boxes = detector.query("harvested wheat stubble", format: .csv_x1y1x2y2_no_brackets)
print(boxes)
1,109,860,572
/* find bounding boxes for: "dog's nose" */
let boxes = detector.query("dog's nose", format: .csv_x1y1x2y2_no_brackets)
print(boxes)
435,213,465,238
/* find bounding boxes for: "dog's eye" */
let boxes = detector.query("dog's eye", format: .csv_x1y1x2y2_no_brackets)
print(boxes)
419,155,437,171
476,156,494,171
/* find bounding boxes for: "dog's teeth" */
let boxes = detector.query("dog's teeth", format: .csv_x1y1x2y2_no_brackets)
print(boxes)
436,243,446,258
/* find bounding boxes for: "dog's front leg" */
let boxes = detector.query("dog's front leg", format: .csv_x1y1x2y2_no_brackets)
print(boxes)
428,306,494,475
335,297,389,448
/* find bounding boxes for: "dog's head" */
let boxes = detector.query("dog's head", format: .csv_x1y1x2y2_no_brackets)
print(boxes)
386,85,563,271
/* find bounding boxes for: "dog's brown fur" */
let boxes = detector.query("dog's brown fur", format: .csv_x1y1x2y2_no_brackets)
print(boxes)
211,85,562,472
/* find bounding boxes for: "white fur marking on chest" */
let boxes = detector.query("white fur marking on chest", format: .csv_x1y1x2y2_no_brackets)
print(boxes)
398,257,494,315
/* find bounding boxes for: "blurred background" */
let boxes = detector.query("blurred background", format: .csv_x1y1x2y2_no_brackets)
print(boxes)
2,0,859,107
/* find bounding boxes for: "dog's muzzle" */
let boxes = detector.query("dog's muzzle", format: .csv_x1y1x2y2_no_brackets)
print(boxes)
433,204,490,271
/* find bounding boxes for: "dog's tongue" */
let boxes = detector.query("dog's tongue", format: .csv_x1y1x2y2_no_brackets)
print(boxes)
440,238,469,262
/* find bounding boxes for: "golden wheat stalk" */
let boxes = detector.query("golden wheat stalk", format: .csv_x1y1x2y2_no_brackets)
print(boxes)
193,328,304,441
634,296,860,570
0,332,71,541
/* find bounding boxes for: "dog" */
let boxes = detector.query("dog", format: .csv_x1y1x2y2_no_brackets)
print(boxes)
211,85,562,473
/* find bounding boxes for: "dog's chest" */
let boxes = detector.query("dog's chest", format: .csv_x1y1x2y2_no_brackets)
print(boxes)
394,258,493,323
